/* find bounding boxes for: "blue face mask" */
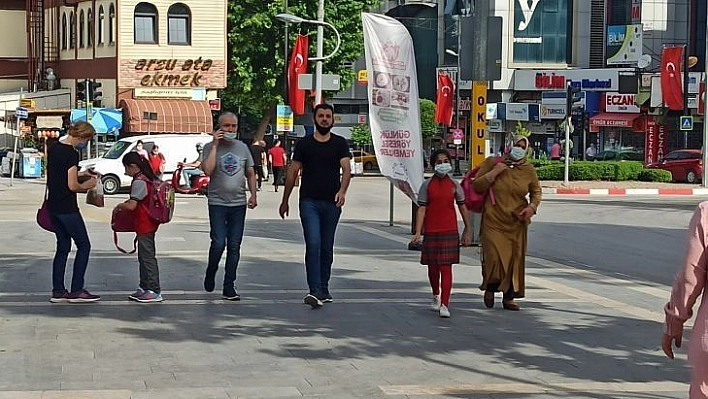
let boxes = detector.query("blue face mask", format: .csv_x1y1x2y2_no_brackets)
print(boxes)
75,141,88,150
509,146,527,161
223,132,238,141
434,162,453,176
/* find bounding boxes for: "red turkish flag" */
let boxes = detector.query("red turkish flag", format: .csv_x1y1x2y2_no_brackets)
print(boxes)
288,35,309,115
435,73,454,126
661,46,684,111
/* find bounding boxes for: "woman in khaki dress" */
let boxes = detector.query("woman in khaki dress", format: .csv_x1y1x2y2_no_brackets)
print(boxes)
472,136,541,311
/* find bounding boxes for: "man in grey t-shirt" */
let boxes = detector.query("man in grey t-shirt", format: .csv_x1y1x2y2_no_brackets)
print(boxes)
200,112,258,300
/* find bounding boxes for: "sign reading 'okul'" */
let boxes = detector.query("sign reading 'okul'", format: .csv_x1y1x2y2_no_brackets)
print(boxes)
135,57,213,87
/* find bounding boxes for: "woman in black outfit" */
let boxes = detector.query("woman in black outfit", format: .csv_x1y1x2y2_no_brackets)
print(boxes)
46,121,101,303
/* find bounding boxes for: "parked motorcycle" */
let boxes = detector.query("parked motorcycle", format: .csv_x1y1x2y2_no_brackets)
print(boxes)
173,160,209,195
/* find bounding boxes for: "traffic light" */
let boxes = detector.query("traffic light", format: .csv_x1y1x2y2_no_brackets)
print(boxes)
76,80,87,104
88,80,102,106
566,82,582,117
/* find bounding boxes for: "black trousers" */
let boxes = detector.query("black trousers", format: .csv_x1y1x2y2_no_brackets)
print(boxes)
254,164,264,188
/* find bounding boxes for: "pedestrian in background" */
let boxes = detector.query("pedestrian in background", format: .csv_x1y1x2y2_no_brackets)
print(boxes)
148,144,166,179
279,103,351,308
250,139,266,191
115,152,163,303
662,202,708,398
473,136,541,311
134,140,149,160
269,140,287,192
46,121,101,303
585,143,597,161
410,149,472,318
550,140,561,161
201,112,258,301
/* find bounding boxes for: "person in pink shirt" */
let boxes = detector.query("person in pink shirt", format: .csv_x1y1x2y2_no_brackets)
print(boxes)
663,202,708,398
549,140,561,161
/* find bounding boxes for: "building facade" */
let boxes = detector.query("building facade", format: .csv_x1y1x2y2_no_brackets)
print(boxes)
0,0,227,136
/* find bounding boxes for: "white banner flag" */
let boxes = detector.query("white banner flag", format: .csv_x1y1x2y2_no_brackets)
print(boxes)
362,13,424,201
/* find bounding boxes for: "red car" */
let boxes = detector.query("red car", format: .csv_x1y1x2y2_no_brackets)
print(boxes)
647,149,703,183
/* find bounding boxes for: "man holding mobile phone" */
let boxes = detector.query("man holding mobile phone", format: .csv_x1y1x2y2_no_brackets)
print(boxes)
200,112,258,301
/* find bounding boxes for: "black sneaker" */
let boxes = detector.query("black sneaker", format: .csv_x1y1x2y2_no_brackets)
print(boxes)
304,294,323,308
222,286,241,301
320,292,333,303
204,268,217,292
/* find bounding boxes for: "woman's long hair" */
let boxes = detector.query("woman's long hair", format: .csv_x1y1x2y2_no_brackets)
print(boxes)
122,151,159,181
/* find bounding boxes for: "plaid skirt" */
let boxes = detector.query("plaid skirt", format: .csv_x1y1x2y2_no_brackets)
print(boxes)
420,231,460,265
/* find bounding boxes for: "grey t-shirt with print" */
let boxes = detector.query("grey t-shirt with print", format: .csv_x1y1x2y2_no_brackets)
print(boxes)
201,139,254,206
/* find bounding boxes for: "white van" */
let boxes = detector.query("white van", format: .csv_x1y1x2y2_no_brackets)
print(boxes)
79,134,211,194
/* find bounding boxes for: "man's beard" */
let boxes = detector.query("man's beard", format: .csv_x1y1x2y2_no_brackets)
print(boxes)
314,122,332,135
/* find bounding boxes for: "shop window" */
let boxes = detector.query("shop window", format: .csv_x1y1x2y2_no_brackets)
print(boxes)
168,3,191,45
109,4,116,44
61,13,67,50
134,2,158,44
87,8,93,46
69,12,75,49
79,10,85,48
98,6,104,45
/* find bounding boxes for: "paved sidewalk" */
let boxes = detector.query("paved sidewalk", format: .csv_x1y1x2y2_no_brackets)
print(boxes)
541,180,708,195
0,177,692,398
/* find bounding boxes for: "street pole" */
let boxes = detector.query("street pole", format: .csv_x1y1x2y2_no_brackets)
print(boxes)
703,15,708,187
683,43,689,148
314,0,324,105
453,16,461,176
389,182,394,227
437,0,445,66
10,88,23,187
564,81,571,185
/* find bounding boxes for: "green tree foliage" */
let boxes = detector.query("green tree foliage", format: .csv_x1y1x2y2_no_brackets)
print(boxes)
419,98,437,138
350,123,372,146
223,0,381,139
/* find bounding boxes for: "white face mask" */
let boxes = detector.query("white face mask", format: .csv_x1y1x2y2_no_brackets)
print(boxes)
509,146,527,161
434,162,453,176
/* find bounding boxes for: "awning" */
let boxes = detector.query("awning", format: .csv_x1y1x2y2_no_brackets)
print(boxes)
119,99,213,134
590,112,642,132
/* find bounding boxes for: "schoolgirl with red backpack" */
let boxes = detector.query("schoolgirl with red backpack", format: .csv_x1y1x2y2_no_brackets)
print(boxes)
113,151,167,303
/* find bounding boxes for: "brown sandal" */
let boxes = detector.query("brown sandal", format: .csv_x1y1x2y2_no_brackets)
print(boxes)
502,300,520,311
484,291,494,308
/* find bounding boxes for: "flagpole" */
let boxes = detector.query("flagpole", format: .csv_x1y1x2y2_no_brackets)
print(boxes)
703,17,708,187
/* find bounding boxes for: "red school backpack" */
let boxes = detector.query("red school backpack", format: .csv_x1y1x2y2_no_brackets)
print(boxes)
460,156,503,213
111,177,175,253
136,175,176,224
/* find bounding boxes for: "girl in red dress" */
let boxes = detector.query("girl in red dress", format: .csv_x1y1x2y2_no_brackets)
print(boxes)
410,149,472,317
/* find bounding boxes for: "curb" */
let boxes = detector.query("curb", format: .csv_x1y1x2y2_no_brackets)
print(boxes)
542,187,708,196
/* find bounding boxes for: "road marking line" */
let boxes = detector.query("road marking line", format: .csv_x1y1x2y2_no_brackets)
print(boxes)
379,381,687,395
349,224,668,322
528,257,670,299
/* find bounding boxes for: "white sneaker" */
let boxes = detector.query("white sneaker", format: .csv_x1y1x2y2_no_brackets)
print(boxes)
431,295,441,311
439,305,451,318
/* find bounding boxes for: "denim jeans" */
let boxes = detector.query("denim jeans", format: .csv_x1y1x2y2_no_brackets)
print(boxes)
50,212,91,293
182,168,203,187
299,199,342,297
207,205,247,288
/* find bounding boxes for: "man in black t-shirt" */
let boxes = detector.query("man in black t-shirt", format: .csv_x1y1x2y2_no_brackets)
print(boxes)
250,140,266,190
279,103,352,308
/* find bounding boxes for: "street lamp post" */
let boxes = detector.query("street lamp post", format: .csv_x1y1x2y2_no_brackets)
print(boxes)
446,47,461,177
315,0,324,105
276,6,341,106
